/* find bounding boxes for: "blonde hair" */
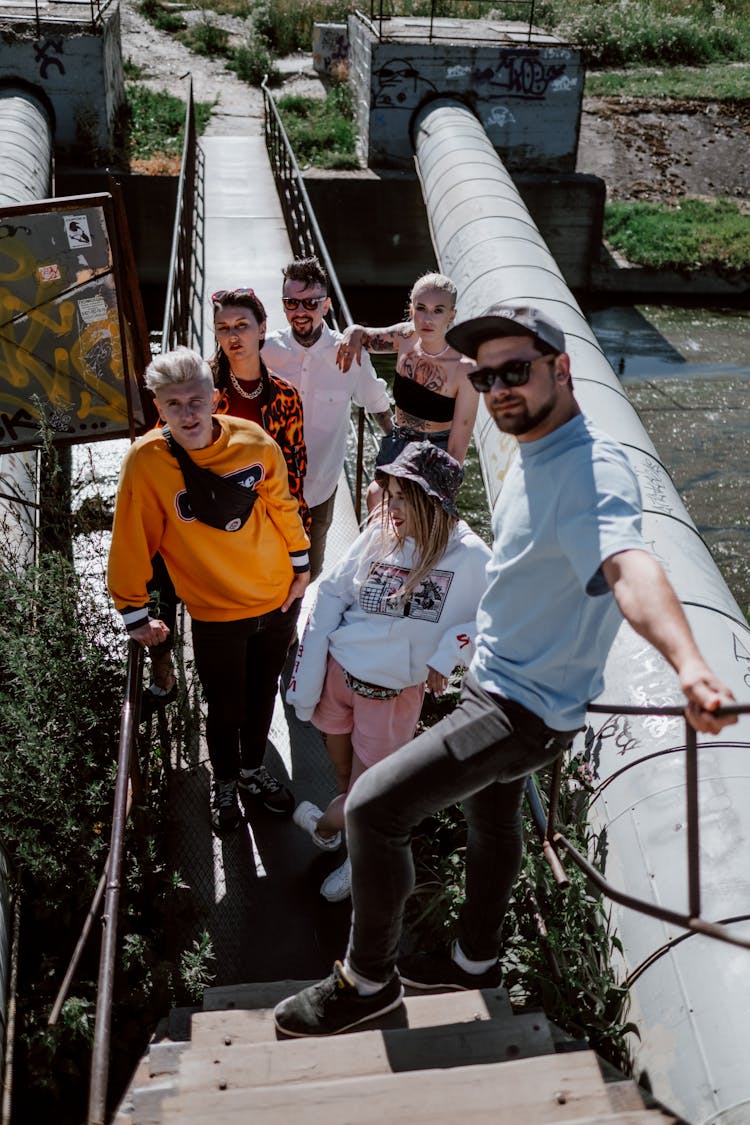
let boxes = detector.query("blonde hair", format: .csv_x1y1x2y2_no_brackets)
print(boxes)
144,347,214,394
409,272,458,307
377,475,457,602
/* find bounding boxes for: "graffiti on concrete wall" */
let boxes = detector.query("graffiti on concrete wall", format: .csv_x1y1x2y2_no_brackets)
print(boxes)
472,53,569,98
372,57,438,108
0,197,145,453
33,38,65,79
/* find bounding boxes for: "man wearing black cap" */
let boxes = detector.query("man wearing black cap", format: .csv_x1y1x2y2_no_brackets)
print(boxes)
273,302,736,1038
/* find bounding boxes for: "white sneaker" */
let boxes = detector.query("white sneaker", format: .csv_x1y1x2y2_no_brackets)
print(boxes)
320,857,351,903
292,800,341,852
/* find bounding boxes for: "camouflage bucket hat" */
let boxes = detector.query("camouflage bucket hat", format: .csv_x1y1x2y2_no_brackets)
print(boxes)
375,440,463,518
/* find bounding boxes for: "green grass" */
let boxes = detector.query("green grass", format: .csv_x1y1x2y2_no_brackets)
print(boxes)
604,198,750,272
125,85,214,163
586,61,750,100
276,84,359,168
138,0,186,32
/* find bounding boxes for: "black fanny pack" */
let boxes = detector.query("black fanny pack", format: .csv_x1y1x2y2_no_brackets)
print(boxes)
162,424,257,533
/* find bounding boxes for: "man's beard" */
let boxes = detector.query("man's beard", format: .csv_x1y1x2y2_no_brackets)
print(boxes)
490,395,556,436
292,322,324,347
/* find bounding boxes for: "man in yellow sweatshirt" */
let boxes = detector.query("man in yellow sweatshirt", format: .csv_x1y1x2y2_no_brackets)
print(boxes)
108,347,310,832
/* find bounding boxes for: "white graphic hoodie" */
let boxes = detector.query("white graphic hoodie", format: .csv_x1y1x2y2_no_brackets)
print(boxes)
287,519,491,721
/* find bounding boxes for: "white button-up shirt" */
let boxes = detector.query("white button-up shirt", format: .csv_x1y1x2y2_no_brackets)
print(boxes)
263,323,391,508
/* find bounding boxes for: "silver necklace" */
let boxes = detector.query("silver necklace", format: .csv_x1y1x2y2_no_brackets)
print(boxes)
421,343,450,358
229,370,263,400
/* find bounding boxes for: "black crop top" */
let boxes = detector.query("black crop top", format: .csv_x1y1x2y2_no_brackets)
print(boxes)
393,372,455,424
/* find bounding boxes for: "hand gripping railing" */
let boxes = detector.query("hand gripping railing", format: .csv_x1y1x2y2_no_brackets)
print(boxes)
526,702,750,953
262,80,376,517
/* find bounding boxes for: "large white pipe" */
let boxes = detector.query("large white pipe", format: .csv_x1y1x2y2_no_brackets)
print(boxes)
0,84,52,1075
414,97,750,1125
0,85,49,563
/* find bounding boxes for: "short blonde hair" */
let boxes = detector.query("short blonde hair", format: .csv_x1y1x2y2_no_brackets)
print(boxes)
144,347,214,395
410,272,458,306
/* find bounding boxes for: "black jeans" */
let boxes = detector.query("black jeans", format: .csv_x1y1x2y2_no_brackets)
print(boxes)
345,671,576,981
191,600,301,780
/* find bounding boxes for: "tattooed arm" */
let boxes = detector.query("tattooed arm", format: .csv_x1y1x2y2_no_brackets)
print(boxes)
337,321,414,372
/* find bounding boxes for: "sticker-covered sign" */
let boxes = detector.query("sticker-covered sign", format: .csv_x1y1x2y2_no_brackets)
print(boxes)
0,195,148,451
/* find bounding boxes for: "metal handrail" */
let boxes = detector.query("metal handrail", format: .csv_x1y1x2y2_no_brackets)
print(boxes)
262,80,375,517
86,641,144,1125
162,80,198,352
26,0,116,36
526,702,750,954
366,0,536,44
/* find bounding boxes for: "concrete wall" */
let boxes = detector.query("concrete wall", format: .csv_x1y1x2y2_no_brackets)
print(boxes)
349,16,583,172
0,8,124,158
304,168,604,293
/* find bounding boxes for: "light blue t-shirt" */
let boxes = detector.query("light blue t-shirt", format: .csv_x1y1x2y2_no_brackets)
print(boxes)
471,414,645,730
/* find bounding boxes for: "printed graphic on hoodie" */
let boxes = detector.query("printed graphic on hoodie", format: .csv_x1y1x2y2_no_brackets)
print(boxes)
359,562,453,623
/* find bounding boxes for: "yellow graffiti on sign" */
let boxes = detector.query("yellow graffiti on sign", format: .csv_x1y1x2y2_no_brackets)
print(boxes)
0,195,147,452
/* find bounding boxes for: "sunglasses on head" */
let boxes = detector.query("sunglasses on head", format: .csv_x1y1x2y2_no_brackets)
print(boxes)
467,354,554,393
282,296,326,311
211,287,257,302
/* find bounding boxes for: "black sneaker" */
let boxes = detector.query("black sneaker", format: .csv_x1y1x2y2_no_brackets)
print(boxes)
211,778,242,834
274,961,403,1038
398,947,502,991
238,765,294,815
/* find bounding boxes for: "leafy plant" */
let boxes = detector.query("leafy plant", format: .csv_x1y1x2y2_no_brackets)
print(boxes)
180,930,217,1001
228,32,281,85
123,84,214,164
275,83,359,168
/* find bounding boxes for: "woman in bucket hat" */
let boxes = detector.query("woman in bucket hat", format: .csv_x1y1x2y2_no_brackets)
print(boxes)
287,442,490,902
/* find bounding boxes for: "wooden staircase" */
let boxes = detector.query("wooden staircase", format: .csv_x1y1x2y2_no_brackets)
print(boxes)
115,982,676,1125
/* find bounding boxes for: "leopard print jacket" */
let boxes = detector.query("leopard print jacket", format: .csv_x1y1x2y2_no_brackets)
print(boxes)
216,364,310,534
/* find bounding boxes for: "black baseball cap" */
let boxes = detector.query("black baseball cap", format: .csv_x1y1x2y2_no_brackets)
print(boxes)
446,302,566,359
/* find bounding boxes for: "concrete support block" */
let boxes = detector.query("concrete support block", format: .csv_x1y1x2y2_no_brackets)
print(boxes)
0,8,124,158
312,23,349,80
348,15,583,173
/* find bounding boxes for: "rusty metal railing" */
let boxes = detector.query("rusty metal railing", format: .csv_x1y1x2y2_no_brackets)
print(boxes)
365,1,537,43
162,80,199,353
526,702,750,954
24,0,117,37
262,80,373,518
84,640,143,1125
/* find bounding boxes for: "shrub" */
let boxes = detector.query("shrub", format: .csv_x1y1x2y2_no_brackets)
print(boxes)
228,33,281,85
179,19,232,57
124,85,214,164
139,0,187,33
276,83,359,168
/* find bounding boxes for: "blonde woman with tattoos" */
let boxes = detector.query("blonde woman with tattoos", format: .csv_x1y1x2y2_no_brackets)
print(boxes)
337,273,478,510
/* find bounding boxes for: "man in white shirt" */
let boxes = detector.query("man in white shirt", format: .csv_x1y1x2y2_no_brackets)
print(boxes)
263,256,393,579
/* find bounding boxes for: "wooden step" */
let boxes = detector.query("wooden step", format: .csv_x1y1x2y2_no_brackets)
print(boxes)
192,985,512,1049
158,1051,633,1124
176,1010,555,1092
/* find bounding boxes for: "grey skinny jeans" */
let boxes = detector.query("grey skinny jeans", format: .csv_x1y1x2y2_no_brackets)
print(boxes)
345,671,576,981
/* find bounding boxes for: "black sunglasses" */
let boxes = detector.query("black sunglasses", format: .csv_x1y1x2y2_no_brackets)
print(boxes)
467,355,554,393
282,296,326,311
211,287,257,302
